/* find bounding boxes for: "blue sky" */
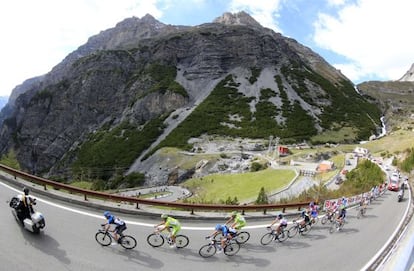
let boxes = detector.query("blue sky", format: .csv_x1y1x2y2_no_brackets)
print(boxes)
0,0,413,97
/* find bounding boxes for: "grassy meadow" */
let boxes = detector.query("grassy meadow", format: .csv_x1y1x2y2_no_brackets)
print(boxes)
181,168,295,204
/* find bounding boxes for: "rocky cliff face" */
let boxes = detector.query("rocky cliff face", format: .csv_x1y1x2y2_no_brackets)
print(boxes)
399,63,414,81
0,12,381,182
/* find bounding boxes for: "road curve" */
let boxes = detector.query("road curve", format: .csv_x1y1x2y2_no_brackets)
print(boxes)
0,181,408,271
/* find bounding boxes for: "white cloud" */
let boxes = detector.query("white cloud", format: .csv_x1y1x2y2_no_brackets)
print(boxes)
326,0,347,7
313,0,414,83
0,0,162,97
228,0,283,32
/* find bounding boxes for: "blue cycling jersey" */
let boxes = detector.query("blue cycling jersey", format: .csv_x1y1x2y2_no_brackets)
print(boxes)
107,215,125,226
218,225,228,235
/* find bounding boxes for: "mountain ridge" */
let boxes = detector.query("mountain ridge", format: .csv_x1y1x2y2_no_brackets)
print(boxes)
0,12,382,186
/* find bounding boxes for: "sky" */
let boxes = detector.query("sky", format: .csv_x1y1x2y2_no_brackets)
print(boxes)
0,0,413,97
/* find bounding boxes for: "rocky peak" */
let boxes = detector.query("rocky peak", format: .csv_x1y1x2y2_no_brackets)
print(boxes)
114,14,166,30
213,11,262,28
398,63,414,81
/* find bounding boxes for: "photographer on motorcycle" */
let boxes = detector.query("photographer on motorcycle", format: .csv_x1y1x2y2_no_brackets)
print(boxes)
21,187,36,220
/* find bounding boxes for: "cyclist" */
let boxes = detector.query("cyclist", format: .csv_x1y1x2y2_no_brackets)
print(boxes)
268,213,288,235
360,195,369,213
225,211,246,231
309,201,319,223
102,211,127,245
336,204,347,228
298,208,311,229
155,214,181,248
208,224,236,253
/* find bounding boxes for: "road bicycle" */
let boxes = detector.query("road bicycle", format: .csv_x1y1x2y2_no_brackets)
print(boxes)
95,225,137,249
321,211,336,225
356,206,366,219
287,220,311,238
260,226,288,245
147,228,189,248
329,219,344,233
214,230,250,244
199,237,240,258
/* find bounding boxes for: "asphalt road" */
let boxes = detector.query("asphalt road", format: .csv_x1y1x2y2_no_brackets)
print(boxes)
0,181,408,271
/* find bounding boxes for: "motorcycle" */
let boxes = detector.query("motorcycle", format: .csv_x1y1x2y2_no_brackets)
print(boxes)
9,194,45,233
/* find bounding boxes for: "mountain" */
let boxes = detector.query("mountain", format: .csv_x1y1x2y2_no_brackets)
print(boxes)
357,64,414,131
0,96,8,111
0,12,382,185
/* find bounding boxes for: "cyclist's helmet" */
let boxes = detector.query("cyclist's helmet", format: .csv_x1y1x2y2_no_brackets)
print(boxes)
103,211,111,218
161,214,168,219
278,213,283,219
309,201,314,207
231,211,238,216
215,224,222,231
23,187,29,195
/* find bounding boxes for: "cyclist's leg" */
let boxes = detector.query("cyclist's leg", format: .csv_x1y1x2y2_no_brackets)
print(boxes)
171,226,180,243
115,224,126,242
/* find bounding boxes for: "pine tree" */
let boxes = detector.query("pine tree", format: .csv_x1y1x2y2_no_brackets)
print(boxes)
255,187,268,204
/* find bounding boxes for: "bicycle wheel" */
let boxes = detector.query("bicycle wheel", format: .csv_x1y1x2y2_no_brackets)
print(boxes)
224,241,240,256
95,231,112,246
199,244,216,258
235,231,250,244
147,233,165,247
175,235,189,248
277,230,289,242
260,232,274,245
321,215,328,225
119,235,137,249
300,224,311,235
287,226,298,238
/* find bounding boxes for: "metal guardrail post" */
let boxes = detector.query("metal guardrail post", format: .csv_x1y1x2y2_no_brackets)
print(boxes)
136,202,139,209
263,209,267,215
84,194,88,201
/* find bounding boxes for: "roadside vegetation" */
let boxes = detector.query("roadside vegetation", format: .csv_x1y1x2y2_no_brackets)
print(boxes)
280,159,386,204
0,149,21,170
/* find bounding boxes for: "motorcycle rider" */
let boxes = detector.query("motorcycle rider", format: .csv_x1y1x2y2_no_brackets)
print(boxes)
21,187,36,220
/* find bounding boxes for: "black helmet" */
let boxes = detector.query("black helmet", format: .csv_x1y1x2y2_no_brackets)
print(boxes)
23,187,29,195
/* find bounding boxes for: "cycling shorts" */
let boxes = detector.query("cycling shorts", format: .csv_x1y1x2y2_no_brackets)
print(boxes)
170,225,181,236
115,224,127,235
